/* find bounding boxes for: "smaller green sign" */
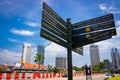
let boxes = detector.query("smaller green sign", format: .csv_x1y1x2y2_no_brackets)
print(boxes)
72,47,83,55
41,29,68,48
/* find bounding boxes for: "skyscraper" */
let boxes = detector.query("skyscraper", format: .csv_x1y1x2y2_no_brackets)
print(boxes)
37,45,44,64
90,44,100,66
111,48,120,70
21,43,32,63
103,59,111,70
56,57,66,69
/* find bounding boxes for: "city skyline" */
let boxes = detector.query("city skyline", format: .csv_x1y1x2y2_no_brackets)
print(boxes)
0,0,120,67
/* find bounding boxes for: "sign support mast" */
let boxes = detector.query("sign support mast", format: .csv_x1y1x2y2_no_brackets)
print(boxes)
67,18,73,80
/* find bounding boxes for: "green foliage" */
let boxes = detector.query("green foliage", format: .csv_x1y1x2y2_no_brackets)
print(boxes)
73,65,86,72
0,68,3,72
8,66,14,70
92,61,104,72
99,62,104,70
48,65,52,73
59,69,66,73
52,67,59,73
34,53,45,70
73,66,80,71
79,66,85,71
34,53,45,63
92,65,100,71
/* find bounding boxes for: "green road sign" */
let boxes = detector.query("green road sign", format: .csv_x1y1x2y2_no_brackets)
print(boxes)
72,34,111,49
72,14,113,29
41,29,68,48
42,19,68,41
72,21,115,36
72,28,115,42
72,29,113,48
42,11,67,35
72,47,83,55
43,2,67,29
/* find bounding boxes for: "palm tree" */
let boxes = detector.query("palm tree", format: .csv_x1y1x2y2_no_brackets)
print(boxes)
34,53,45,71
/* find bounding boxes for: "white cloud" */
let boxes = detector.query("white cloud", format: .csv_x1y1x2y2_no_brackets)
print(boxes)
98,4,120,14
44,42,89,67
116,21,120,26
43,0,54,5
99,4,107,10
116,26,120,37
25,21,40,27
8,38,20,43
95,26,120,50
44,42,67,66
45,42,67,57
10,28,35,36
0,49,21,65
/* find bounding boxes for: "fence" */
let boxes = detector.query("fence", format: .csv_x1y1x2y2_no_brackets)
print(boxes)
0,72,86,80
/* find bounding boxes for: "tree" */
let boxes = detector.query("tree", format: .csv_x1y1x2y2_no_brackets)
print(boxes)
47,64,52,73
52,67,59,73
34,53,45,70
73,66,80,71
98,62,104,70
80,65,85,71
92,62,104,73
92,65,100,72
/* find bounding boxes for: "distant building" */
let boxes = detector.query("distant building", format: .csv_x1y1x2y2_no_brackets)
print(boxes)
90,44,100,66
36,45,44,64
21,43,32,63
103,59,111,70
111,48,120,70
56,57,66,69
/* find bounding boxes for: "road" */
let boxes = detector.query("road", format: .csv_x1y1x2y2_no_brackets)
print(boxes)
39,74,104,80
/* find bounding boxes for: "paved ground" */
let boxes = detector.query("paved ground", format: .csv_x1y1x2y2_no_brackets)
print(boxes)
39,74,104,80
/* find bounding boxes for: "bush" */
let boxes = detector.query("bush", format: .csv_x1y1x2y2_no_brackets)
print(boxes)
0,68,3,72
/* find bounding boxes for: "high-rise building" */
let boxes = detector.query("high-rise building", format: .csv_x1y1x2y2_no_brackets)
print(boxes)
111,48,120,70
56,57,66,69
37,45,44,64
103,59,111,70
21,43,32,63
90,44,100,66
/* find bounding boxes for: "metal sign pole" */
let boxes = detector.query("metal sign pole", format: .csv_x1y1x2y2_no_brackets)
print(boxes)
67,18,73,80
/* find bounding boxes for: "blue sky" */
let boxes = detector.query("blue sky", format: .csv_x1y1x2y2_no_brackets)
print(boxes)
0,0,120,67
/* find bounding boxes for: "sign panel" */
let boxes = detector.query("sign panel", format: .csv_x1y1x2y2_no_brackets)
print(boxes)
41,29,68,48
86,67,92,80
86,67,91,75
72,21,115,36
43,2,67,28
42,19,68,41
72,29,112,48
72,14,113,29
72,47,83,55
72,35,111,48
42,11,67,35
111,28,116,36
72,28,116,42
